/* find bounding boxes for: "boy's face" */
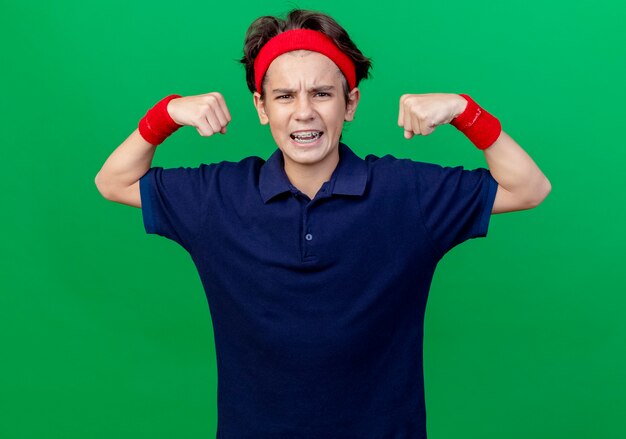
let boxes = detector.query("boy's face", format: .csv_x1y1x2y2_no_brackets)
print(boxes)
253,50,359,172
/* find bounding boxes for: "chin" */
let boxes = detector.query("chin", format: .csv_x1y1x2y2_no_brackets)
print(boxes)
283,151,326,166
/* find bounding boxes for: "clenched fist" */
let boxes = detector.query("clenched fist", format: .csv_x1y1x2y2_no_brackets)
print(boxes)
398,93,467,139
168,92,232,137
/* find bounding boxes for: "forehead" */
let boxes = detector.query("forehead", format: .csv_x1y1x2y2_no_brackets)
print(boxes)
265,50,342,86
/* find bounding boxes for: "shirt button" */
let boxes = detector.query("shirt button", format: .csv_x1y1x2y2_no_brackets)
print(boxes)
305,233,313,241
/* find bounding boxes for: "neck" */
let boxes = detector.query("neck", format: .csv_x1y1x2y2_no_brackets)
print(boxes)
283,148,340,200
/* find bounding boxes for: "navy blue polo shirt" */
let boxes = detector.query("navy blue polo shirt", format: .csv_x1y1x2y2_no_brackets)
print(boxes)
139,142,498,439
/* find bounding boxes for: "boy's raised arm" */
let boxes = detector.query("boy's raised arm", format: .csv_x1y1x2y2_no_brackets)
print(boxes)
94,93,232,208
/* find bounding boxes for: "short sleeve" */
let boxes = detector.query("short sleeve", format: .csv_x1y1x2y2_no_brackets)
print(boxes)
415,162,498,257
139,165,213,251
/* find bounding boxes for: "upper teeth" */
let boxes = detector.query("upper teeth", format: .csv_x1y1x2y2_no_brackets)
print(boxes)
292,131,321,139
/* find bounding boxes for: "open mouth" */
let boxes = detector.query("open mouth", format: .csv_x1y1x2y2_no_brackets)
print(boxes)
290,131,324,144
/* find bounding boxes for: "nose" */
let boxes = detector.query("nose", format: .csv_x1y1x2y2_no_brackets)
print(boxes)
294,95,315,121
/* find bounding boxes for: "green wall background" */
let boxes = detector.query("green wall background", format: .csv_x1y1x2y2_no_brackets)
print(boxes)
1,0,624,438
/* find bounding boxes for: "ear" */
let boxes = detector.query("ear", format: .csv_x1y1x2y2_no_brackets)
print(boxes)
253,92,269,125
344,87,361,122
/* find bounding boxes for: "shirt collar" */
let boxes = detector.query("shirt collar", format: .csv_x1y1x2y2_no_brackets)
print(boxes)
259,142,368,203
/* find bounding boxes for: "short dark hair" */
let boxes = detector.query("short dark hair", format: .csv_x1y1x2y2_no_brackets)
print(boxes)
240,9,373,104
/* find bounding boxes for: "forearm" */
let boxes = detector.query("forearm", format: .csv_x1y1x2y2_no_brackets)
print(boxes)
95,128,157,197
482,130,551,205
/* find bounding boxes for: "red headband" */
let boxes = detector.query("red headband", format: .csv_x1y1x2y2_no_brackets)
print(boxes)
253,29,357,94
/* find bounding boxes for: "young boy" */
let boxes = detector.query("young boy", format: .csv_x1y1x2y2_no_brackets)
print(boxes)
95,9,550,439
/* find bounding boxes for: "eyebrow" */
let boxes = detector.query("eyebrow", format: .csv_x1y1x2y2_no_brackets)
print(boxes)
271,85,336,94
